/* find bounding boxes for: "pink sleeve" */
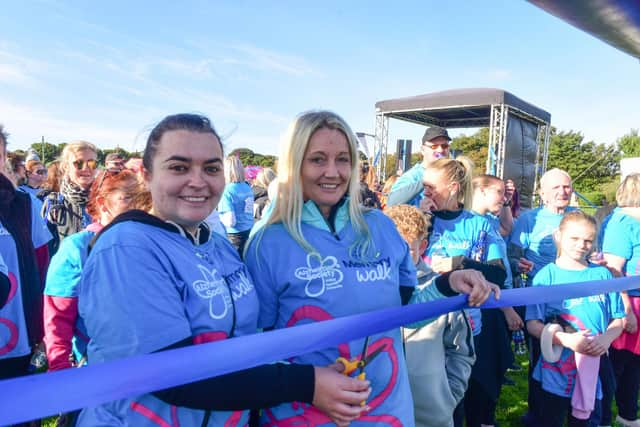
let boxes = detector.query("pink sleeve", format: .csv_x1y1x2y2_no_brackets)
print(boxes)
35,244,50,286
43,295,78,371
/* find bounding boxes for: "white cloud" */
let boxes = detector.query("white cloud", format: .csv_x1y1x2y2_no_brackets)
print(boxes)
0,100,140,152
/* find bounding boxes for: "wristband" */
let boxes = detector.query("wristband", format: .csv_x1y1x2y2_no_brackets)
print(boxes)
540,323,564,363
503,200,512,207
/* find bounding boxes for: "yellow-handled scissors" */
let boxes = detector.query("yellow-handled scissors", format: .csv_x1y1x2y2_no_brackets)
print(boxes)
335,337,386,380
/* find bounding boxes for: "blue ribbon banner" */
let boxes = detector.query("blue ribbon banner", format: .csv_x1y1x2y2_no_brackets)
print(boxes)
1,276,639,425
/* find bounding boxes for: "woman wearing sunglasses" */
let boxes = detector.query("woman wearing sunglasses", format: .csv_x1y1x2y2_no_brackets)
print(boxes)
20,159,48,197
42,141,98,254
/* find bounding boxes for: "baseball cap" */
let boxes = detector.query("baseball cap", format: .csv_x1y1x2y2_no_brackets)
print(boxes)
422,126,451,144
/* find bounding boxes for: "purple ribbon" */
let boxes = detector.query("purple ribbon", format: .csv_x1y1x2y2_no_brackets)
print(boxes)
1,275,638,425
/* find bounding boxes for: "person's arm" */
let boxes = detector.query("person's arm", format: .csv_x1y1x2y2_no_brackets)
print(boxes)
589,318,624,356
603,253,637,333
500,307,524,331
152,338,371,422
527,319,593,354
443,310,475,405
499,204,513,237
387,180,423,207
0,271,9,309
43,295,78,371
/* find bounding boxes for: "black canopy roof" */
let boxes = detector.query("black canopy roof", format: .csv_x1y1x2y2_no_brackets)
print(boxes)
375,88,551,129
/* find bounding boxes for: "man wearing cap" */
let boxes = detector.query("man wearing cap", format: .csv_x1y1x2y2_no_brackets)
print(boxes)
105,153,125,172
387,126,451,206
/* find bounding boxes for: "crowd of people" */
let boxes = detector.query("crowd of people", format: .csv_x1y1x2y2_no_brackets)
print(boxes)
0,115,638,427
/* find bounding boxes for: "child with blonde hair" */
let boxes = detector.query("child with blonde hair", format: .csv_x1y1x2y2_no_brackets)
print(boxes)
385,204,474,427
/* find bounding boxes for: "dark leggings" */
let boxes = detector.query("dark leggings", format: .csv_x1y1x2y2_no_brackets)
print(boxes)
610,348,640,421
539,388,590,427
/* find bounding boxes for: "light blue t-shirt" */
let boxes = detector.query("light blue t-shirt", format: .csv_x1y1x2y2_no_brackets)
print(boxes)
245,203,417,427
44,230,95,361
481,213,513,289
0,197,52,360
77,220,259,427
218,182,254,234
601,208,640,297
509,207,577,286
525,263,624,398
426,210,503,335
387,163,425,207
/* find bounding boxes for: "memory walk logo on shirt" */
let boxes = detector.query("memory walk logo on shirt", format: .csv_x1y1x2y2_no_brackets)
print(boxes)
430,231,471,252
192,264,232,320
563,294,605,310
295,253,344,298
342,257,392,283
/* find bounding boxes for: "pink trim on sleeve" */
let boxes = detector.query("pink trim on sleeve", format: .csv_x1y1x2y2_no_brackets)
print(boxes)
43,295,78,371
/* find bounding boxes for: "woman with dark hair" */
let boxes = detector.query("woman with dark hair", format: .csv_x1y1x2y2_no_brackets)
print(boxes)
43,169,143,372
75,113,371,427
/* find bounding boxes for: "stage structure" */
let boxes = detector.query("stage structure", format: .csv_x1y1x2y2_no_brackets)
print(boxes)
374,88,552,208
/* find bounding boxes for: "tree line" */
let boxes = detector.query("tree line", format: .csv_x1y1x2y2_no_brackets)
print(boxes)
18,128,640,204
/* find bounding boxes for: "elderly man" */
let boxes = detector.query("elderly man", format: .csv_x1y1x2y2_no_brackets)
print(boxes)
387,125,451,206
509,168,575,286
508,167,575,427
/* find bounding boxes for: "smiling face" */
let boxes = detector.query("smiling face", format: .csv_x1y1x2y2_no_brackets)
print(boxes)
144,129,225,233
540,170,572,213
301,127,352,218
67,148,98,190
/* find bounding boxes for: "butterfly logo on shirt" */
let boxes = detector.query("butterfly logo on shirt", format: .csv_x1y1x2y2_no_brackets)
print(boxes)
192,264,232,320
295,253,344,298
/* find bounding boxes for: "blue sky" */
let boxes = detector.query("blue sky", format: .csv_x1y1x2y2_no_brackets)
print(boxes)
0,0,638,157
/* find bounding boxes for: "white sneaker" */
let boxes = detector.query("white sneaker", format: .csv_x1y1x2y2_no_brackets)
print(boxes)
616,415,640,427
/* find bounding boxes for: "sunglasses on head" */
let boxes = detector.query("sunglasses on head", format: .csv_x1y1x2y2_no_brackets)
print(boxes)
72,159,98,170
95,169,123,193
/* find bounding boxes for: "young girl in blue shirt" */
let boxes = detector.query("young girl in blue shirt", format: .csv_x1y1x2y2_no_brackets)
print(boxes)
526,211,624,427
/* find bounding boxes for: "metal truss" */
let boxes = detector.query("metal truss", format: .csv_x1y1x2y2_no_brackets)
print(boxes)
374,113,389,182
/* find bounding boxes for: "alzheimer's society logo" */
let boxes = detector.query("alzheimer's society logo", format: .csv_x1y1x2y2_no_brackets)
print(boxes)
295,253,344,298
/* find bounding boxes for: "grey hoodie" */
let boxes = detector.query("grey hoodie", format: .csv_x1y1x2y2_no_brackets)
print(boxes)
403,259,475,427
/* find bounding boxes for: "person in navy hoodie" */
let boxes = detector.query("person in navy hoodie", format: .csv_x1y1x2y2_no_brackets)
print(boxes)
245,110,500,427
76,113,371,427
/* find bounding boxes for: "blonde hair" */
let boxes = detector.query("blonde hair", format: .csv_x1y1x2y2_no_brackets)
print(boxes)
428,156,475,208
616,173,640,207
59,140,98,176
384,204,430,242
255,167,276,189
224,155,245,183
251,110,371,257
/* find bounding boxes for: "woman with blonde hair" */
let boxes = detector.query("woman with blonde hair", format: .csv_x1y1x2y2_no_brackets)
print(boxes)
219,155,254,253
252,167,276,220
601,173,640,427
245,110,499,426
42,141,98,254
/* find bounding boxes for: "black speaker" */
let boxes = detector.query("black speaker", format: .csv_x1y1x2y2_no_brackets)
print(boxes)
396,139,413,173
